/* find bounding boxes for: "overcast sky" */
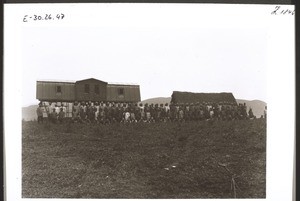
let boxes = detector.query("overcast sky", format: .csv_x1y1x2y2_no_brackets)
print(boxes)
21,5,268,107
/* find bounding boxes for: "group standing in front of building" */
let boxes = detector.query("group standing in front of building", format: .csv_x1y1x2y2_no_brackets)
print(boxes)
35,78,266,124
36,100,264,124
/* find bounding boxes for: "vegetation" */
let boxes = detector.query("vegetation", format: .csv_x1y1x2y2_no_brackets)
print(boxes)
22,119,266,198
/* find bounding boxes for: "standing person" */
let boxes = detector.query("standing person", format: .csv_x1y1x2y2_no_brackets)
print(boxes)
98,107,105,124
192,103,198,121
164,103,170,122
189,103,195,121
130,109,136,122
149,104,154,122
83,102,88,120
144,104,151,122
183,103,189,121
58,108,65,124
72,101,80,122
44,102,50,121
169,103,175,122
48,102,54,116
115,104,122,123
232,103,238,120
110,103,117,123
248,107,254,119
199,105,204,121
79,102,86,123
175,103,180,121
134,103,140,122
41,102,48,121
104,102,111,124
139,103,145,122
50,108,57,123
241,103,247,120
160,104,166,122
264,106,267,119
55,104,60,115
36,104,43,124
152,104,158,122
124,108,131,123
94,102,100,122
61,103,67,118
204,104,210,120
178,106,184,122
209,108,214,120
100,101,105,111
88,102,96,123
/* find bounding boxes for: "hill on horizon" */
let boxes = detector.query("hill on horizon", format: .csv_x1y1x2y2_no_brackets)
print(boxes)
140,97,171,105
22,105,39,121
236,99,266,118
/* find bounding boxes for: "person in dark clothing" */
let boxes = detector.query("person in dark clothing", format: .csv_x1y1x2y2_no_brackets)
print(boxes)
248,108,254,119
36,104,43,124
58,108,65,123
50,108,57,123
263,106,267,119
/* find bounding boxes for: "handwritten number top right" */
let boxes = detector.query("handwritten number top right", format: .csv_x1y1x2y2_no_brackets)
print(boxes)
271,6,295,15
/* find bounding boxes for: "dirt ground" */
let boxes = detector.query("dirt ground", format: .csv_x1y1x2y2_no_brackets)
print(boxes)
22,119,266,198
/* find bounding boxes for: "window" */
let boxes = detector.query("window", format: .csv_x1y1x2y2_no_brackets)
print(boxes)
118,88,124,96
84,84,90,93
94,85,99,94
56,86,62,93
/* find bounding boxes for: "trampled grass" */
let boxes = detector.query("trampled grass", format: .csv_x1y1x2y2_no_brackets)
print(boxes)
22,119,266,198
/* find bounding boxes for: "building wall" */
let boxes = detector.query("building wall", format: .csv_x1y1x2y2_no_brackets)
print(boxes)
106,84,141,102
75,79,107,101
36,79,141,103
36,81,75,101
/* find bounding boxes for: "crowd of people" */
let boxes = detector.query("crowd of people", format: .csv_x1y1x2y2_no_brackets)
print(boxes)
36,101,266,124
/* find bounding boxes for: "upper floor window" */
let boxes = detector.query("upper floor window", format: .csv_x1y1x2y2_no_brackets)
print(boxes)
118,88,124,96
84,84,90,93
56,86,62,93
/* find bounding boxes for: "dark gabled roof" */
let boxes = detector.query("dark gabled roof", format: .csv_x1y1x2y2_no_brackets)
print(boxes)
171,91,237,104
75,78,108,84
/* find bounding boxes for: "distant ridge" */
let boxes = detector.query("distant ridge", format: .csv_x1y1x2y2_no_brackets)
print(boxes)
22,105,38,121
140,97,171,105
236,99,267,118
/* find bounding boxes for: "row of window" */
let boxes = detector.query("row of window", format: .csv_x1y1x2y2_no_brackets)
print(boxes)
84,84,99,94
56,85,125,95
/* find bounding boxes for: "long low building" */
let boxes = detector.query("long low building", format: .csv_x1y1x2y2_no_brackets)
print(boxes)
36,78,141,103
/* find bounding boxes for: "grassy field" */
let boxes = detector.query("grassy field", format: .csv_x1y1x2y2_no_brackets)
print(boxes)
22,119,266,198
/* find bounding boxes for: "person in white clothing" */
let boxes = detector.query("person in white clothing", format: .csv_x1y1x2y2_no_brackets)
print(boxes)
125,112,130,122
42,102,48,118
61,103,67,118
48,102,54,114
55,104,60,114
95,102,100,121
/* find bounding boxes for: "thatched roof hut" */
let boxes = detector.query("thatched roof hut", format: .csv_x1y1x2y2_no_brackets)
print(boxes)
171,91,237,104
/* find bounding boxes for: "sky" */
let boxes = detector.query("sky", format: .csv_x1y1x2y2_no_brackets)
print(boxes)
21,4,268,107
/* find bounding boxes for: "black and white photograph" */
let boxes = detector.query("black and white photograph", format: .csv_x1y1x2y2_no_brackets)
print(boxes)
4,3,295,200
